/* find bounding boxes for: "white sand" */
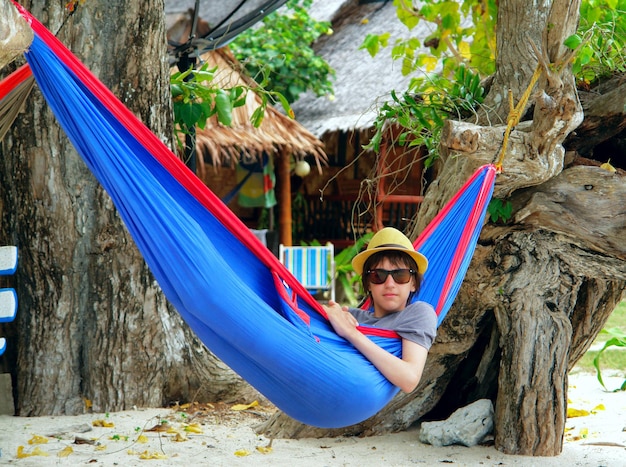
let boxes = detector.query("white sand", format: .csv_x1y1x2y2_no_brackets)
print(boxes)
0,372,624,466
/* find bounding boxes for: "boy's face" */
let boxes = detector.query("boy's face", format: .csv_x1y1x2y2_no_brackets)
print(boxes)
366,257,416,317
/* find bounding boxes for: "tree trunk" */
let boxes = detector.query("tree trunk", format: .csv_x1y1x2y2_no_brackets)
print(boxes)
565,73,626,157
0,0,257,416
259,0,626,457
0,0,33,68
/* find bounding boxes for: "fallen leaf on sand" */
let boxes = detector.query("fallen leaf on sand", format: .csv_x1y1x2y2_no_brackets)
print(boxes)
58,446,73,457
146,421,170,432
183,423,203,433
92,419,115,428
17,446,50,458
231,401,259,411
567,407,590,418
28,434,49,444
138,450,168,460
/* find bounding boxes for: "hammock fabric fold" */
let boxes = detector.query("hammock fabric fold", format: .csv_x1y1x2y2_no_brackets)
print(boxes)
12,5,496,428
0,63,34,141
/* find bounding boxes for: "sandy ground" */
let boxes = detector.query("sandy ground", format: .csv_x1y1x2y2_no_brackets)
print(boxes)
0,372,624,467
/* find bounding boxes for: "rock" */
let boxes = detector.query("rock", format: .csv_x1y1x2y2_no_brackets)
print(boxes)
419,399,494,447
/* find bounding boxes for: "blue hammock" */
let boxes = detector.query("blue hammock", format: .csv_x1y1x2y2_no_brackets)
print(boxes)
14,6,496,428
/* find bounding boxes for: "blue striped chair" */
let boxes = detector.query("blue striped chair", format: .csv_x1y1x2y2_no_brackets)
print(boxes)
279,243,335,302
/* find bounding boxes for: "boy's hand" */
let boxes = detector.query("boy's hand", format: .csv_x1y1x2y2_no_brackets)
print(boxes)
323,300,359,338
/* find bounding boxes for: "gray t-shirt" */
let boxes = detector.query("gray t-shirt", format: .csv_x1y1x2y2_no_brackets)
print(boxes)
348,301,437,350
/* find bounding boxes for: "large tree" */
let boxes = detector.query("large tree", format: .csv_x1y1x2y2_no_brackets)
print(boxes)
0,0,258,416
258,0,626,457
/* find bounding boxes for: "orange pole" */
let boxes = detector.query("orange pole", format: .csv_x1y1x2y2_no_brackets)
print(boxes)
375,137,388,231
277,150,292,246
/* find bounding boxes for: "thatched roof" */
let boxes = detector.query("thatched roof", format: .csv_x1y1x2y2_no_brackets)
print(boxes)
291,0,432,138
193,47,327,167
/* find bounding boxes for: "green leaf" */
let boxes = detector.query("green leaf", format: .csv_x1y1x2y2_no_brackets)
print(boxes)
274,92,294,119
229,86,246,107
215,90,233,126
251,105,265,128
360,34,382,57
170,84,184,99
564,34,583,50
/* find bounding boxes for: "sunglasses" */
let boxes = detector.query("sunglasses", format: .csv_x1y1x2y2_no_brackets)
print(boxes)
366,268,415,285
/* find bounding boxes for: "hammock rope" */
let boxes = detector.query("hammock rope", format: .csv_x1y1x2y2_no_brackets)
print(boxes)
9,4,498,428
494,64,542,170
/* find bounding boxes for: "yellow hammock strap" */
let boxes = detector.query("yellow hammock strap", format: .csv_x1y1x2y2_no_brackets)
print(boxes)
494,64,543,171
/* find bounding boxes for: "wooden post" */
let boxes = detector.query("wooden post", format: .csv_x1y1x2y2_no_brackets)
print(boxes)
375,136,388,232
276,149,292,246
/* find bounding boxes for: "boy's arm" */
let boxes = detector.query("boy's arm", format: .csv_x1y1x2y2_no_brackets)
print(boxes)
323,301,429,392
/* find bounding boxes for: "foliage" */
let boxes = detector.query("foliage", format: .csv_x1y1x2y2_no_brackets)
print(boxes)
593,327,626,391
171,64,244,129
360,0,497,81
367,65,485,168
229,0,335,104
370,0,624,87
333,233,374,307
170,0,332,149
574,300,626,389
170,62,293,150
299,233,373,306
363,0,624,168
566,0,626,85
487,198,513,223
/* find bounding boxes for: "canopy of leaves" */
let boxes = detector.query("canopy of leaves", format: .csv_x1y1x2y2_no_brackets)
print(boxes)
570,0,626,84
228,0,335,104
365,0,625,162
371,0,624,87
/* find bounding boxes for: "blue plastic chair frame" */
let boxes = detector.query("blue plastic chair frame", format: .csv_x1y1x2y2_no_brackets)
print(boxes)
0,246,18,355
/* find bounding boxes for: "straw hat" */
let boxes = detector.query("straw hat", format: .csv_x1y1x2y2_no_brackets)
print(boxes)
351,227,428,275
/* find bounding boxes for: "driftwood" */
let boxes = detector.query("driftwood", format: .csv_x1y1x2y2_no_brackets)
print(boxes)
0,0,33,69
515,165,626,260
565,73,626,156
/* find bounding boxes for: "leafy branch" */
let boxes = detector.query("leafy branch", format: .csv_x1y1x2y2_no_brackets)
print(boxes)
229,0,335,104
367,65,485,168
170,62,293,150
566,1,626,85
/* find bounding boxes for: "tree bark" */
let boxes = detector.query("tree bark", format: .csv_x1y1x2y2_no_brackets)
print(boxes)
0,0,33,68
0,0,257,416
565,73,626,157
